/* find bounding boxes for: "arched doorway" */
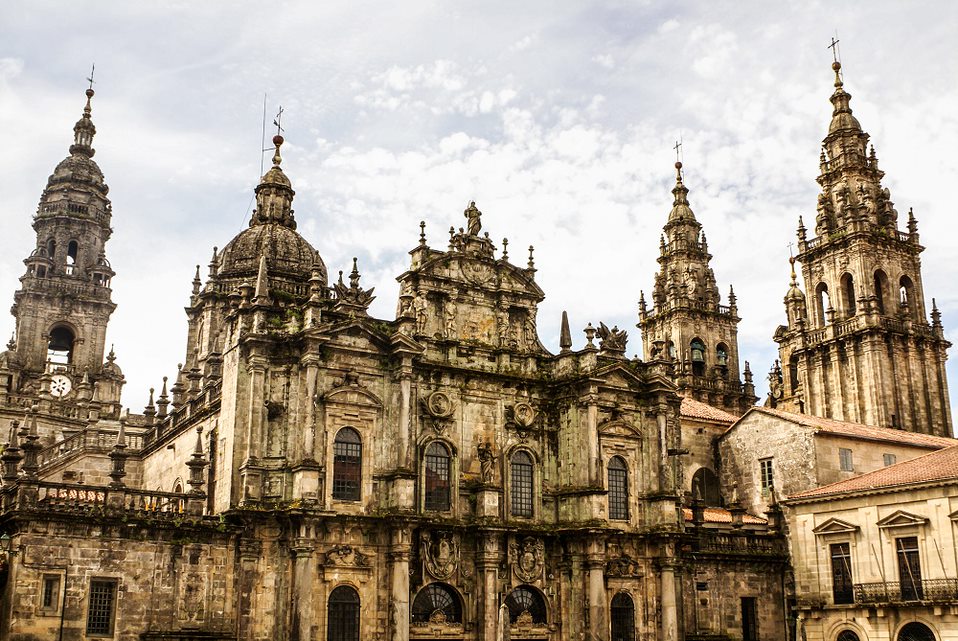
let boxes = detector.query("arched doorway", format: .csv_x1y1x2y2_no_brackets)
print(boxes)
691,467,721,506
327,585,360,641
610,592,635,641
898,622,936,641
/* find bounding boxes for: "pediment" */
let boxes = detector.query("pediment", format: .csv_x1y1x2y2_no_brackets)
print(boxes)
594,363,644,390
876,510,928,529
598,420,643,440
812,517,860,536
389,331,425,355
327,319,391,351
322,380,384,408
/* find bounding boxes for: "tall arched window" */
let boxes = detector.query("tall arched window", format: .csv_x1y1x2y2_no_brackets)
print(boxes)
411,583,462,624
788,355,800,394
66,240,79,275
897,622,935,641
816,283,830,326
841,273,856,317
874,270,889,314
332,427,362,501
690,339,706,376
607,457,629,520
327,585,360,641
510,451,534,517
46,238,56,261
716,343,729,367
424,441,451,512
504,586,547,624
899,275,915,317
666,341,676,360
47,326,75,364
610,593,635,641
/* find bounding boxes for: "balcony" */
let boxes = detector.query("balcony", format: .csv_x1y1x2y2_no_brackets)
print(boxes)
854,579,958,605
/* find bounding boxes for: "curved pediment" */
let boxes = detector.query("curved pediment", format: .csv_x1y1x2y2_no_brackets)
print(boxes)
322,379,384,408
598,419,643,440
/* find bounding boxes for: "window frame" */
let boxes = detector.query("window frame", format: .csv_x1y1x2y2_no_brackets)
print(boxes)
327,584,360,641
332,427,363,502
830,542,854,605
85,578,118,637
759,458,774,493
423,441,452,513
883,453,897,467
510,450,535,518
607,456,629,521
39,573,63,615
839,447,854,472
610,592,636,641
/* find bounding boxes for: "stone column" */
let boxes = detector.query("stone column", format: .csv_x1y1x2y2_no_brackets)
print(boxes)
477,531,501,641
585,389,599,485
659,547,679,641
290,530,316,639
586,536,608,641
389,525,412,641
397,365,412,469
241,357,267,501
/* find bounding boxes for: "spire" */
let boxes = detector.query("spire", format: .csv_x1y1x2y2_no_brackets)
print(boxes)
559,311,572,353
826,60,862,137
70,86,97,157
251,133,296,228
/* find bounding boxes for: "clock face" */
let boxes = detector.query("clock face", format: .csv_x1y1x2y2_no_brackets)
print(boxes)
50,374,72,398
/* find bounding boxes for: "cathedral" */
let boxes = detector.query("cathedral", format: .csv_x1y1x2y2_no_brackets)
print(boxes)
0,58,952,641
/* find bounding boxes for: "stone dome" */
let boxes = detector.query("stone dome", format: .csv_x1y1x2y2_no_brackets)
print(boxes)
46,154,108,194
218,223,327,285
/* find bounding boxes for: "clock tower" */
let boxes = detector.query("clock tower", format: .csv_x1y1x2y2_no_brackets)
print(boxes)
0,85,123,409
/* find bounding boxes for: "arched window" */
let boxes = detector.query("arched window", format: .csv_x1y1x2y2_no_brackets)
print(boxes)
837,630,861,641
691,467,721,506
411,583,462,624
897,622,936,641
327,585,360,641
607,457,629,520
610,593,635,641
899,275,915,316
816,283,830,326
504,586,547,624
874,270,889,314
666,341,676,360
841,273,856,317
47,326,75,364
690,338,706,376
332,428,362,501
423,441,451,512
510,451,534,517
716,343,729,367
66,240,79,275
47,238,56,261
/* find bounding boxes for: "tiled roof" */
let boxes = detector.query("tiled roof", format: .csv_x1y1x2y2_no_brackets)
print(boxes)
743,407,957,449
680,398,738,424
681,506,766,525
788,444,958,500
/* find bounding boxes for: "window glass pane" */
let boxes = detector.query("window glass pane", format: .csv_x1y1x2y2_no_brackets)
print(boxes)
608,458,629,520
411,583,462,623
839,448,854,472
333,428,362,501
505,586,546,623
610,593,635,641
511,454,533,517
830,543,853,604
424,443,451,512
760,459,774,490
327,586,360,641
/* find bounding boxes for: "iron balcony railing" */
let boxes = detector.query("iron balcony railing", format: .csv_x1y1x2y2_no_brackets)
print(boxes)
854,579,958,604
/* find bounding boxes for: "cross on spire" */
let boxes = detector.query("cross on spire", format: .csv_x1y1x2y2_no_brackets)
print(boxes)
86,63,96,90
673,137,683,163
827,35,841,63
272,105,285,136
787,241,794,258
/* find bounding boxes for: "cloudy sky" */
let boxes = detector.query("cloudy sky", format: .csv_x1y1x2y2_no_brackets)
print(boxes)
1,1,956,421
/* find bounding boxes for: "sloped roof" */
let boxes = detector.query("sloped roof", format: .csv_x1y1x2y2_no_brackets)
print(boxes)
736,407,957,449
681,506,766,525
788,444,958,501
680,398,738,424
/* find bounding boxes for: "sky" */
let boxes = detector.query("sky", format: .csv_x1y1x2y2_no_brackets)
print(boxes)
1,1,957,422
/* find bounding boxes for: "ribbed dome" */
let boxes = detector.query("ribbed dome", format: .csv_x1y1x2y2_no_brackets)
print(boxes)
218,223,326,284
46,154,108,193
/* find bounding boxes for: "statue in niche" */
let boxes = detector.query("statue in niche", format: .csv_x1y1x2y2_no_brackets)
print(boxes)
477,440,496,483
413,292,428,335
444,297,457,339
496,304,511,348
523,311,537,349
684,267,697,297
464,201,482,236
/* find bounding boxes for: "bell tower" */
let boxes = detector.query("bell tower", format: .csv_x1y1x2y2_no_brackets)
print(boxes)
638,162,757,414
1,85,118,400
772,60,952,436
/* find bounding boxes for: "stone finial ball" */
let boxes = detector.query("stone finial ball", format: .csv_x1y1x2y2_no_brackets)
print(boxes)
273,134,284,146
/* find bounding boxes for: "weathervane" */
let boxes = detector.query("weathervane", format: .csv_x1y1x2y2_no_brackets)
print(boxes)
86,64,96,91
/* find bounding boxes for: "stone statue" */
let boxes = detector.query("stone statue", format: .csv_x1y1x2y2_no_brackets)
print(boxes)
464,201,482,236
523,312,537,349
477,440,496,483
413,292,428,335
596,322,628,353
684,267,697,297
444,298,457,339
496,305,511,348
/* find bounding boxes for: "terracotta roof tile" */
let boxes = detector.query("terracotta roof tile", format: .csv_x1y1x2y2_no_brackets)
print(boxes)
680,398,738,424
681,506,766,524
745,407,957,449
788,444,958,500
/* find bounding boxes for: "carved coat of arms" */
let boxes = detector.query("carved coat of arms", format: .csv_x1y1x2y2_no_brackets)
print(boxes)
422,531,459,580
510,536,544,583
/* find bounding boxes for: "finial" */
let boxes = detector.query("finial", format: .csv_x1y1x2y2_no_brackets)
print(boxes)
638,290,647,312
828,36,843,86
106,345,116,364
502,238,509,261
789,256,798,285
728,284,737,306
527,245,535,270
6,332,14,351
71,69,98,155
419,220,427,246
448,226,456,250
349,257,361,289
583,323,597,350
559,311,572,354
907,207,918,235
253,255,270,304
674,160,683,182
931,298,943,329
192,265,202,296
208,246,219,278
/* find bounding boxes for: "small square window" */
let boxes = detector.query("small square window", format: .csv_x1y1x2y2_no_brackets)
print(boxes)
883,453,897,467
839,448,854,472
